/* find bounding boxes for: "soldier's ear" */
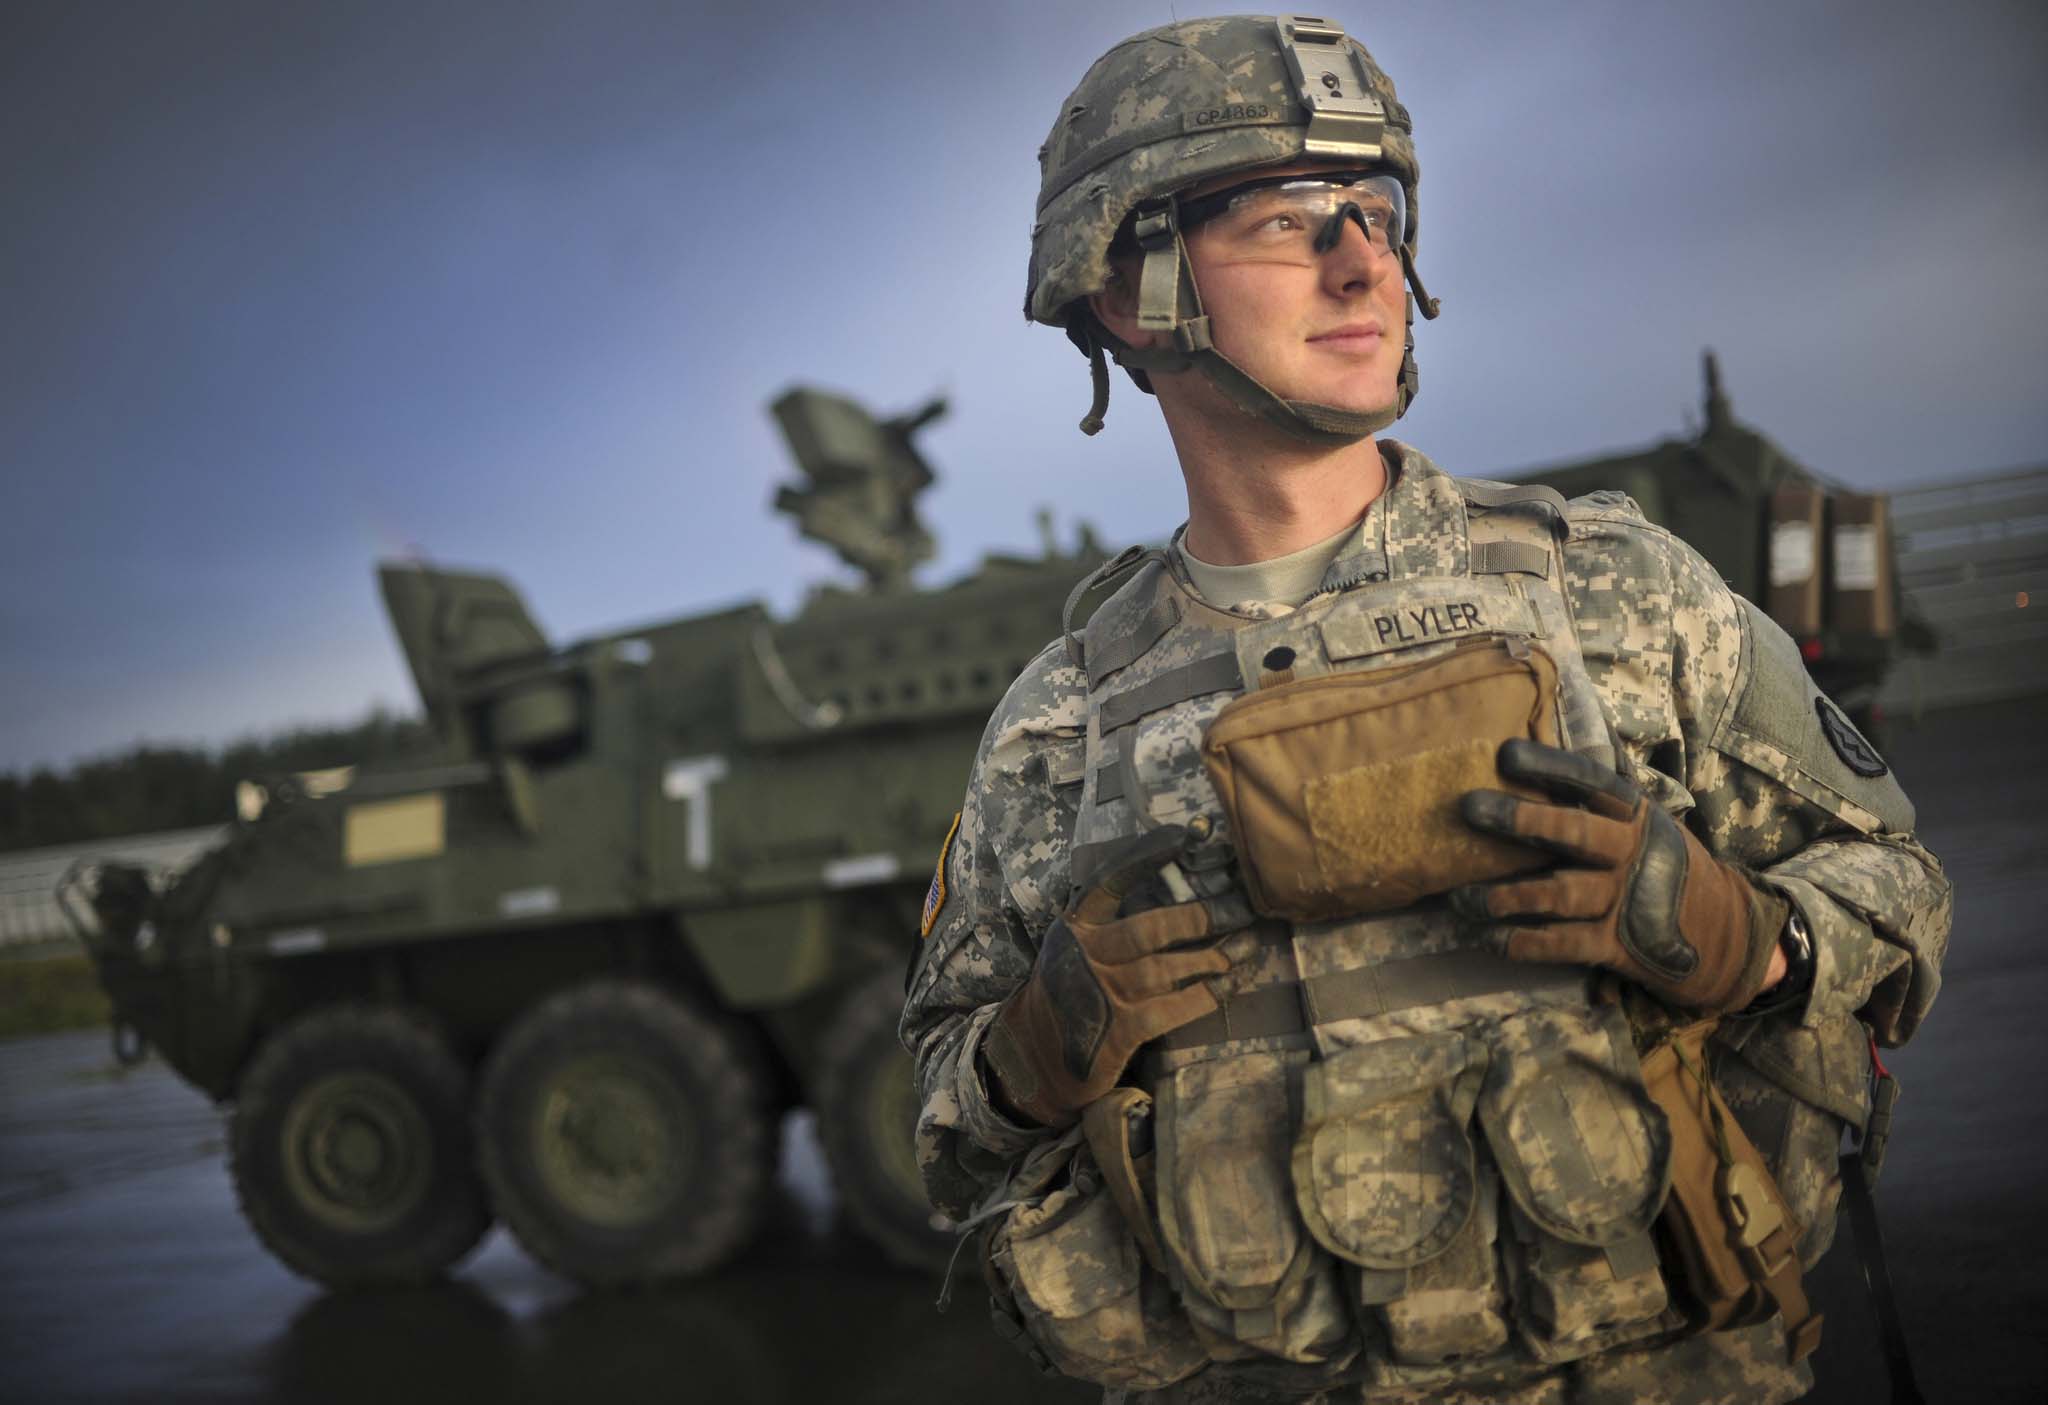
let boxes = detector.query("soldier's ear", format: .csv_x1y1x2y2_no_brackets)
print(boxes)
1088,266,1154,349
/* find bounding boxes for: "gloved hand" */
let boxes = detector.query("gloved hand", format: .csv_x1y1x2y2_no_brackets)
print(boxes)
1450,739,1788,1013
982,828,1231,1128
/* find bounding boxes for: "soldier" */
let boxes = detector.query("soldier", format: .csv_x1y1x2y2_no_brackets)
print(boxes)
902,15,1950,1404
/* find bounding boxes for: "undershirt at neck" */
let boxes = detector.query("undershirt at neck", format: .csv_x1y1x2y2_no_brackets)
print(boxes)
1177,516,1363,611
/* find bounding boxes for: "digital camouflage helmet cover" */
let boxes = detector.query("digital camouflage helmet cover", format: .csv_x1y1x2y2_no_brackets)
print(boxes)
1027,14,1440,442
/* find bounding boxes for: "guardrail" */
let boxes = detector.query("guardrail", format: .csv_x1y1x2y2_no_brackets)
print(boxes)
0,827,224,951
1878,463,2048,717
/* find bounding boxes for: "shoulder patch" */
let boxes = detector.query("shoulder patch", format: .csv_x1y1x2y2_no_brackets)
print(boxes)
920,811,962,939
1712,599,1914,833
1815,697,1887,777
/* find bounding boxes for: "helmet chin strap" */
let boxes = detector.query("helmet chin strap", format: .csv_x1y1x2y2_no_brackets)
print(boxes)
1118,316,1402,443
1079,196,1437,442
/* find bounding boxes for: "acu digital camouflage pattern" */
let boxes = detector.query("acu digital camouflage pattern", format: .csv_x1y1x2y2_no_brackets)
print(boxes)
1026,15,1418,327
901,446,1951,1403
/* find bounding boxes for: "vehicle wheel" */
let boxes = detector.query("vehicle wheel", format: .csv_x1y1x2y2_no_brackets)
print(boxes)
229,1005,492,1288
477,979,774,1286
815,966,953,1271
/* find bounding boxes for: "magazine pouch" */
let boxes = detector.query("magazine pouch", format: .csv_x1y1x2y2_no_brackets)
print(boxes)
1477,1004,1674,1363
1290,1032,1510,1366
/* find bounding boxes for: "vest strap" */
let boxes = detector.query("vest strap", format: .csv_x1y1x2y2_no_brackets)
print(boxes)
1470,539,1552,579
1097,651,1244,733
1158,950,1587,1050
1087,590,1183,688
1062,546,1163,670
1455,477,1571,537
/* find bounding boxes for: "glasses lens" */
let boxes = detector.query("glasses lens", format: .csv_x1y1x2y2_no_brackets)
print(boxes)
1194,173,1405,261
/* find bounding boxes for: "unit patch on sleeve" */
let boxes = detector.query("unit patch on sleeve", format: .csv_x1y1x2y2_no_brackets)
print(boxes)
920,811,962,939
1815,696,1888,778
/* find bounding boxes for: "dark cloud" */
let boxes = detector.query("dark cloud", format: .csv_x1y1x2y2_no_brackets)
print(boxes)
4,0,2045,772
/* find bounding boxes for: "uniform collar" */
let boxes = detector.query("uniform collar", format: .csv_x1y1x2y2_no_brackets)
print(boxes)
1316,440,1467,594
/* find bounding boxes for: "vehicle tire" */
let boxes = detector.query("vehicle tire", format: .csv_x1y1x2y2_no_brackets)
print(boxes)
814,966,952,1271
476,979,774,1286
229,1004,492,1288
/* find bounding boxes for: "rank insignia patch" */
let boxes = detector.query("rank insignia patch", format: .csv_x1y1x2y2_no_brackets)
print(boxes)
920,811,961,939
1815,696,1888,777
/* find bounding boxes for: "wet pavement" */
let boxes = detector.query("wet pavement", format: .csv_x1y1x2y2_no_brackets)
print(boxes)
0,1040,1092,1405
2,696,2044,1404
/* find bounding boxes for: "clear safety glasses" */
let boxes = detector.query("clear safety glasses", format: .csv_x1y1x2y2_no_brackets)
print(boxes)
1177,170,1407,264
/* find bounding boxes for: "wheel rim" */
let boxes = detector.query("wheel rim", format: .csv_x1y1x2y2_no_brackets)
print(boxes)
531,1051,690,1229
281,1071,434,1234
862,1042,926,1214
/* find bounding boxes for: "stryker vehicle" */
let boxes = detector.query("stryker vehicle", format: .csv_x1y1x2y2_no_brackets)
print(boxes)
1507,353,1929,729
63,387,1109,1289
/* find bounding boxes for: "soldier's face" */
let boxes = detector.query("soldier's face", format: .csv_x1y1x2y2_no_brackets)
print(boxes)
1179,161,1417,421
1179,161,1409,423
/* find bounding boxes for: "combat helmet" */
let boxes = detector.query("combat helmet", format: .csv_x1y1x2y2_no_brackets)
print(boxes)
1027,14,1440,440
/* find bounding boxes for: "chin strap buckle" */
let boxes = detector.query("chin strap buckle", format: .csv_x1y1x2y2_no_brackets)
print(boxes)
1132,200,1185,333
1131,201,1176,251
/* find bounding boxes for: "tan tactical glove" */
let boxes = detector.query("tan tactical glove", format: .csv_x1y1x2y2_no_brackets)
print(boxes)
1451,739,1788,1013
982,828,1231,1128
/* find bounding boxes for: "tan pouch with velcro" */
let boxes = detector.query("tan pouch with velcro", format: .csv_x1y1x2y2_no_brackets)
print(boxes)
1639,1019,1823,1363
1200,638,1561,922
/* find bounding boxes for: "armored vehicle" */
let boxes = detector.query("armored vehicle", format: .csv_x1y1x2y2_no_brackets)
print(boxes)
64,388,1108,1289
1506,354,1928,728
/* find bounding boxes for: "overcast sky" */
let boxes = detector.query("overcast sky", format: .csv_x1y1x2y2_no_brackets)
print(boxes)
4,0,2045,775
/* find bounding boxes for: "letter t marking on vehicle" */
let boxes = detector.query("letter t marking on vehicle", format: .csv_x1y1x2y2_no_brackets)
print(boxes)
663,756,732,869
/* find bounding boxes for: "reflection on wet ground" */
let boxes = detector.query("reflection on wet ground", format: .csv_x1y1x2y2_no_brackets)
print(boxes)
3,698,2045,1403
0,1038,1092,1404
266,1211,1085,1405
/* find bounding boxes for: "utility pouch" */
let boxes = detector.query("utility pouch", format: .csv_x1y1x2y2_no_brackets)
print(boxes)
988,1139,1207,1390
1639,1019,1825,1364
1081,1087,1168,1274
1201,637,1560,921
1155,1052,1313,1316
1713,1012,1875,1265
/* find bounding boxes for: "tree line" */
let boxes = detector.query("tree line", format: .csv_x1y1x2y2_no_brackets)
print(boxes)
0,711,437,851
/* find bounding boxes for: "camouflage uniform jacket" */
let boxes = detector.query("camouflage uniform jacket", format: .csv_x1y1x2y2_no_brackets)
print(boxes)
901,444,1951,1403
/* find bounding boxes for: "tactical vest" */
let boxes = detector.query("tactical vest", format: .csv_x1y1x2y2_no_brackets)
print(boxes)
1002,467,1691,1393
